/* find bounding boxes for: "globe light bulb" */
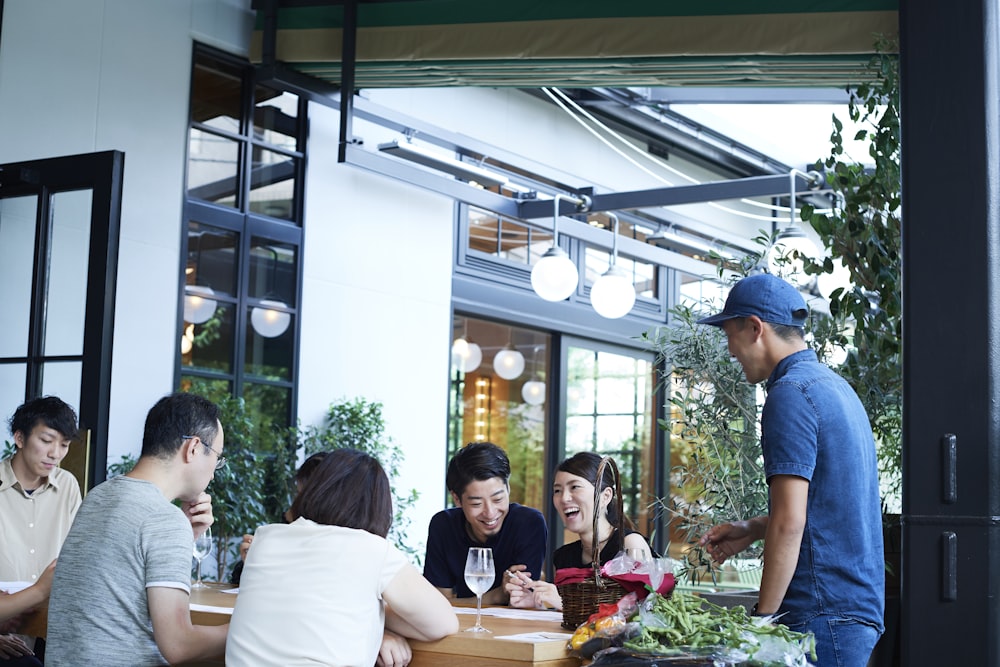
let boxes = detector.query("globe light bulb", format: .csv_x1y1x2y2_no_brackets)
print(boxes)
250,299,291,338
766,227,820,290
590,266,636,319
493,346,525,380
451,337,482,373
531,247,579,302
184,285,217,324
521,379,546,405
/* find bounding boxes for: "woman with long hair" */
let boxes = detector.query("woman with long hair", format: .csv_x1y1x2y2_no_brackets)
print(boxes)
505,451,653,610
226,449,458,666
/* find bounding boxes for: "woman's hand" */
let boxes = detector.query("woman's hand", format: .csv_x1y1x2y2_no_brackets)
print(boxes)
505,571,562,610
238,533,254,561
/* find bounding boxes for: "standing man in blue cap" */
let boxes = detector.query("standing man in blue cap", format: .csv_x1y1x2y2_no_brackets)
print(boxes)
696,273,884,667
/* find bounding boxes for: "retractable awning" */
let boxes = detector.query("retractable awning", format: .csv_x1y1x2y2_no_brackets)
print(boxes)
250,0,899,89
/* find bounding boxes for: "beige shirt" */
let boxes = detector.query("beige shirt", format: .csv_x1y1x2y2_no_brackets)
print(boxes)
0,456,82,582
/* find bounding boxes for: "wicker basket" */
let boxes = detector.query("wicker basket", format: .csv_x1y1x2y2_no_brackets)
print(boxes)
557,456,628,629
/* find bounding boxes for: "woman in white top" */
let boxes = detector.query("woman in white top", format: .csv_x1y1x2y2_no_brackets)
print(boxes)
226,449,458,667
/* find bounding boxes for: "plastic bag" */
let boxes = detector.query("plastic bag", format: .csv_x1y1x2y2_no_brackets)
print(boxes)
567,592,641,659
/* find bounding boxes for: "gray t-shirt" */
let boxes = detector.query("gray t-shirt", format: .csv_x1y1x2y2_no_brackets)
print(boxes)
46,476,193,666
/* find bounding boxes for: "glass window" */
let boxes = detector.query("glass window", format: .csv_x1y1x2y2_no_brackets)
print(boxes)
253,88,299,151
249,239,297,306
243,382,291,431
0,196,38,358
181,46,303,430
187,129,240,208
564,344,656,536
191,55,243,134
466,207,551,266
187,223,239,298
181,302,235,373
248,147,297,221
244,308,294,381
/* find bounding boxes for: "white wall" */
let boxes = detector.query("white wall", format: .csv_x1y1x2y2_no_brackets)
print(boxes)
298,102,456,554
0,0,253,461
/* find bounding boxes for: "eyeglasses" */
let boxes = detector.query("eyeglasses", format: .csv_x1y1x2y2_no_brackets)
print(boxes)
182,435,227,470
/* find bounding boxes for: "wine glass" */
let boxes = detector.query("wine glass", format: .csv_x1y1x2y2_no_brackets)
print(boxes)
463,547,494,633
192,528,212,589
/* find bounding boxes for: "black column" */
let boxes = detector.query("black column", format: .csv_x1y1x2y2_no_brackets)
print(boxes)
900,3,1000,665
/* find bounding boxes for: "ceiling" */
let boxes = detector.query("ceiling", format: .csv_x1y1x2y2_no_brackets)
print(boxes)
250,0,899,89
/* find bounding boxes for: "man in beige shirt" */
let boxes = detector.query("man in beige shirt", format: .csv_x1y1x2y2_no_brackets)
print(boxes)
0,396,82,665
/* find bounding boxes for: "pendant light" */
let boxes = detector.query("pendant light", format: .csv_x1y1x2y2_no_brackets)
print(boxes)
451,319,482,373
250,246,291,338
589,213,636,319
531,194,580,302
184,232,217,324
520,346,546,405
766,170,820,289
493,329,525,380
184,285,218,324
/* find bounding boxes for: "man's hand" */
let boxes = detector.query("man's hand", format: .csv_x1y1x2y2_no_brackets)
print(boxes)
699,518,764,564
181,492,214,539
0,633,33,660
376,629,412,667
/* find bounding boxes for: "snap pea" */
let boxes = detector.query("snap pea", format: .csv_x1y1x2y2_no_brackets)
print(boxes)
622,592,818,666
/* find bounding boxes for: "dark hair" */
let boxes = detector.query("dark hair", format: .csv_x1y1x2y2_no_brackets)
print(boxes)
141,392,220,459
8,396,79,440
291,449,392,537
731,316,805,343
446,441,510,498
769,322,806,342
557,452,634,530
296,451,328,484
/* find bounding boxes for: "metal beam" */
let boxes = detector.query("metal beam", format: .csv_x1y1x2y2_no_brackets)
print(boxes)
341,144,520,217
517,173,815,219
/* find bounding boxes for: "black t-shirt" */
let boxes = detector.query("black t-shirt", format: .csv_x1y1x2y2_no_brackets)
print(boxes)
552,529,656,570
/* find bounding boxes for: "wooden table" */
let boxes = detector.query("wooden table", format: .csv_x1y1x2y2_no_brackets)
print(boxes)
190,585,578,666
22,584,578,666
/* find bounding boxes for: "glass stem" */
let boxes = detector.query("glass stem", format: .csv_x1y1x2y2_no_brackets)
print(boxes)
476,594,483,627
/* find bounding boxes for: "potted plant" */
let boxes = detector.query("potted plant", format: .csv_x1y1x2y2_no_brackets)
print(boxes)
296,397,422,563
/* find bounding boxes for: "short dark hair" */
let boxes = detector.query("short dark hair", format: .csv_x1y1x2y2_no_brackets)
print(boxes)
446,442,510,498
558,452,633,530
296,451,328,484
769,322,806,342
8,396,79,441
141,392,220,459
730,316,805,343
291,449,392,537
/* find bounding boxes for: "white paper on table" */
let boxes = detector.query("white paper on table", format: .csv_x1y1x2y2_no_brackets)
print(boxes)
494,632,572,643
0,581,31,594
220,588,239,594
190,603,235,616
453,606,563,622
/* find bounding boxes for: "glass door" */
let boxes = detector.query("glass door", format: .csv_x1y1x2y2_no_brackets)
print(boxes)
0,151,124,491
558,337,661,553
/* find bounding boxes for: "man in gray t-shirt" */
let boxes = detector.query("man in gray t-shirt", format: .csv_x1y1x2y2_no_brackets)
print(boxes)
46,393,229,666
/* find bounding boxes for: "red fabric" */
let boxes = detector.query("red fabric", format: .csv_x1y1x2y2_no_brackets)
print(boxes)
554,567,594,586
554,566,676,601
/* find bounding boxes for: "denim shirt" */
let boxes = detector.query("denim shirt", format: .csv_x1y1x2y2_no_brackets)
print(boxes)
762,349,885,631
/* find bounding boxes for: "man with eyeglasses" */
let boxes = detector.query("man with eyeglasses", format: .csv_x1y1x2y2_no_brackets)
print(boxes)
45,392,229,666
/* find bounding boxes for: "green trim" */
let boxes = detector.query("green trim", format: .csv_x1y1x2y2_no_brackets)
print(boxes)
262,1,898,30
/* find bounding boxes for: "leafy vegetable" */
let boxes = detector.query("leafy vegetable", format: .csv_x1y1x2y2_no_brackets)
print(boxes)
623,592,817,666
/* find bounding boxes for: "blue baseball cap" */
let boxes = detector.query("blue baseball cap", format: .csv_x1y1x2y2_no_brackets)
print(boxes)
697,273,808,327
